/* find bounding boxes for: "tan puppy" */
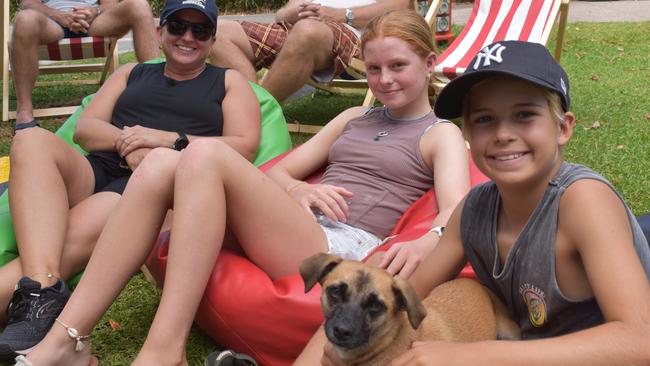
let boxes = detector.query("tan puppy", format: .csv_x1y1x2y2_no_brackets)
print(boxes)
300,253,520,365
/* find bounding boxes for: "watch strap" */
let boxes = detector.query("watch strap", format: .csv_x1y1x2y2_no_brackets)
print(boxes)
13,120,40,135
172,132,189,151
345,8,354,26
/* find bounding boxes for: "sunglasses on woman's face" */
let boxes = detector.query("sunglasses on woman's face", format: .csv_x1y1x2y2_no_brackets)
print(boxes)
164,18,215,41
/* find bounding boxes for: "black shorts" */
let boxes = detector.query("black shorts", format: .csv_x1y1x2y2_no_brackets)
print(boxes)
86,154,131,194
61,27,89,39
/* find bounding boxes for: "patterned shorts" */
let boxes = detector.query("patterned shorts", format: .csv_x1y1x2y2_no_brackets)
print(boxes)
241,20,361,82
315,212,383,261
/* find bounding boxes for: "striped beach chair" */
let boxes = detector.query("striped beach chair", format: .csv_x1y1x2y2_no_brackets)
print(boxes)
433,0,570,85
1,1,119,122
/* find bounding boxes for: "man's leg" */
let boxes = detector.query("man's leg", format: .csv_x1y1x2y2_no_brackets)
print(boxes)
261,19,335,102
210,19,257,82
88,0,159,62
9,10,65,124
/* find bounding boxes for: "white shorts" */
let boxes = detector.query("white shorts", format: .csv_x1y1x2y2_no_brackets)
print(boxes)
316,213,383,261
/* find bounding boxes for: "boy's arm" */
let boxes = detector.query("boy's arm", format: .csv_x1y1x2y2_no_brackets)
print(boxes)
392,179,650,366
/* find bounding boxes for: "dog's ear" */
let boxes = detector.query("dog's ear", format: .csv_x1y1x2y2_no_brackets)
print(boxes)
392,276,427,329
299,253,343,293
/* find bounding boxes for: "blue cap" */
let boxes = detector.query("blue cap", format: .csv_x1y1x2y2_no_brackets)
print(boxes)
160,0,218,27
435,41,570,119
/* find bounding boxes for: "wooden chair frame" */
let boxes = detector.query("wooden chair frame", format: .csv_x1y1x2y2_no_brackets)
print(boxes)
1,1,119,122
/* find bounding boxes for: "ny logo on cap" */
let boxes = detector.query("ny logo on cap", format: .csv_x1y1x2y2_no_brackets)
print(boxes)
473,43,506,70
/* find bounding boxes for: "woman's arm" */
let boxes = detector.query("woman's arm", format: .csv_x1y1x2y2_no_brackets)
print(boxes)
379,122,471,278
73,63,137,151
216,69,261,162
392,180,650,366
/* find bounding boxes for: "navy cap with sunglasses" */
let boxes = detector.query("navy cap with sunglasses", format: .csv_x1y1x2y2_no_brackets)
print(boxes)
160,0,218,27
434,40,570,120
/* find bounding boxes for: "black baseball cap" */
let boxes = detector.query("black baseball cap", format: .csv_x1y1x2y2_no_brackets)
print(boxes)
434,40,570,119
160,0,218,27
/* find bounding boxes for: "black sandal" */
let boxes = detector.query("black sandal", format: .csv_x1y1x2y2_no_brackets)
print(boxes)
205,349,258,366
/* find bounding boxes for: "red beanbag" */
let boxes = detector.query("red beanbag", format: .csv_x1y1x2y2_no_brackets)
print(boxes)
144,155,489,366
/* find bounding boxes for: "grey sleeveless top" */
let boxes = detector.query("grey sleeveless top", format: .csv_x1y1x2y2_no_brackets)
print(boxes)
460,162,650,338
321,107,446,238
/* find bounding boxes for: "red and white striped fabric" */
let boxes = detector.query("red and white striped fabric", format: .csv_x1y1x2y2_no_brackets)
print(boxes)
36,36,111,61
434,0,562,82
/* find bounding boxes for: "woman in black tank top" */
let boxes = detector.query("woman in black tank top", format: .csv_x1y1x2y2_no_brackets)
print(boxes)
21,10,472,366
3,1,260,364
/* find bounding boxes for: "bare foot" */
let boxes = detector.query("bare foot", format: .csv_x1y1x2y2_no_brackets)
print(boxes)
19,330,95,366
131,350,188,366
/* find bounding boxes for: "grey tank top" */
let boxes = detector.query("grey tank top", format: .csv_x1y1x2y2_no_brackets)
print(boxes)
461,162,650,338
321,107,445,238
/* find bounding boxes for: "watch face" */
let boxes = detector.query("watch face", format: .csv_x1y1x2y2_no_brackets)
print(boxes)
346,8,354,21
174,136,189,151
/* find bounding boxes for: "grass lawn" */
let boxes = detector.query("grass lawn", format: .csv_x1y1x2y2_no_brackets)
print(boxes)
0,21,648,365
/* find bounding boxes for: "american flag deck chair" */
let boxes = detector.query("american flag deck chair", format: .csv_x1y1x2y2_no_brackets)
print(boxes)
2,0,120,122
432,0,569,88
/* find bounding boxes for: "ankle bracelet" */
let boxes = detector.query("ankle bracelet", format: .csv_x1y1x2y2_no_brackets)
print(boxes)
28,272,60,282
55,318,90,352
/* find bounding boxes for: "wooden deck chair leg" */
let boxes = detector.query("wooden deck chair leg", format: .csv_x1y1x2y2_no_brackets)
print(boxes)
554,0,570,61
424,0,443,53
2,0,10,122
100,37,119,84
362,90,376,107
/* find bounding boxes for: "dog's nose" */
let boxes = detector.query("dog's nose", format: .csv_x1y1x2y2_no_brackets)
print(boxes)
333,324,353,341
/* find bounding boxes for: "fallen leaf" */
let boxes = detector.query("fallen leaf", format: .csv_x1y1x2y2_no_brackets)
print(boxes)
645,114,650,121
617,47,625,52
590,75,599,81
617,145,625,149
583,121,601,130
108,319,121,330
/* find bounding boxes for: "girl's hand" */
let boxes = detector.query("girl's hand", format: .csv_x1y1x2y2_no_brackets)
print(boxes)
390,341,474,366
378,235,438,279
115,125,176,157
288,182,353,223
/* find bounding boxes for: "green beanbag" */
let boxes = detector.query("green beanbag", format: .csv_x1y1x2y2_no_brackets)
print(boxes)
0,79,292,285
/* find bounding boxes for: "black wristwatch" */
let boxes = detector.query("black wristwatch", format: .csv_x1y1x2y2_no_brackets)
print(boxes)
172,132,189,151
